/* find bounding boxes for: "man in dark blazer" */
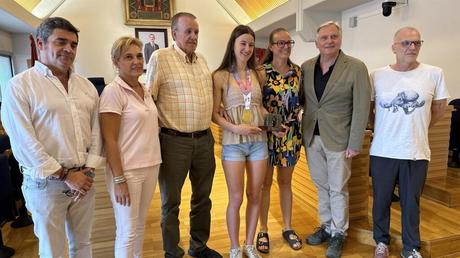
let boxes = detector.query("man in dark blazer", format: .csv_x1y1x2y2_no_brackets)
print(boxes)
144,33,159,64
301,21,371,258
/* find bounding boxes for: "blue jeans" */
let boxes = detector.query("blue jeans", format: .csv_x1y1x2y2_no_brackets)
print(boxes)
22,175,95,258
222,141,268,161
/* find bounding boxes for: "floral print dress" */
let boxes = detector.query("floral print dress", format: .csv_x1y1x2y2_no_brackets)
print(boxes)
262,63,303,167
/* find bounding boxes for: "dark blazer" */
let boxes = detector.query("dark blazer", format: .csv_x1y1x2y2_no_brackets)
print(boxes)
144,42,159,64
301,51,371,152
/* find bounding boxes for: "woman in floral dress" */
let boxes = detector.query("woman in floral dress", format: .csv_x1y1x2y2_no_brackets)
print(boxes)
257,28,304,254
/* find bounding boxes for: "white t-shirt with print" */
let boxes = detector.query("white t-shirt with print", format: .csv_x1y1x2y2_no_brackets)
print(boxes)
370,63,450,161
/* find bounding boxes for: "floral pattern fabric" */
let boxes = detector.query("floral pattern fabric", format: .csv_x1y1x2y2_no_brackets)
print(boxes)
262,63,303,167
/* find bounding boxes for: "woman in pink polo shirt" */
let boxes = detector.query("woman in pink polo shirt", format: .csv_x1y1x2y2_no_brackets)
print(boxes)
100,36,161,258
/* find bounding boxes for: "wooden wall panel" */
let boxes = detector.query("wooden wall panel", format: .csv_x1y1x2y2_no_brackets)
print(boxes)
290,132,371,222
427,107,453,179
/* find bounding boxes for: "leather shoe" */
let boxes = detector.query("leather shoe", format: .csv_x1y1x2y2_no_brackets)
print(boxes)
188,246,222,258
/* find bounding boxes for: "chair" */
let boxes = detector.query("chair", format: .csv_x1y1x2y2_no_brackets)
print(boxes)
449,99,460,168
87,77,106,96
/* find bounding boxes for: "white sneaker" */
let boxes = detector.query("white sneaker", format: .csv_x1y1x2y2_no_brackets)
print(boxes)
401,249,422,258
230,247,242,258
243,244,261,258
374,242,389,258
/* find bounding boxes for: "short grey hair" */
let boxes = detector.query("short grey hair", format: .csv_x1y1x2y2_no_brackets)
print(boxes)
316,21,342,36
393,26,421,42
36,17,79,43
171,12,197,32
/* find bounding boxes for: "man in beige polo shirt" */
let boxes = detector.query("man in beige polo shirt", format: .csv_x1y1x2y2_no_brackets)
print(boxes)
146,12,221,258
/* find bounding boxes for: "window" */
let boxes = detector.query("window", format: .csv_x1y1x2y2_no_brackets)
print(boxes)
0,54,14,101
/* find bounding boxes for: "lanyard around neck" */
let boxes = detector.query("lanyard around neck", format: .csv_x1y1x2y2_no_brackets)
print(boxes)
231,65,252,95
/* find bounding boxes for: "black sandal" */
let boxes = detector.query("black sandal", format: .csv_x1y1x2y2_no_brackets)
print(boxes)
282,229,302,250
256,231,270,254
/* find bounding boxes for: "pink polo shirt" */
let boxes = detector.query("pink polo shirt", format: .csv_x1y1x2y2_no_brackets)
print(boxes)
100,76,161,171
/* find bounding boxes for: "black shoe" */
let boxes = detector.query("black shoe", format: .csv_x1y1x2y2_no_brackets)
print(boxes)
0,246,15,258
10,215,33,228
307,225,331,245
448,160,460,168
188,247,222,258
326,233,345,258
391,192,400,203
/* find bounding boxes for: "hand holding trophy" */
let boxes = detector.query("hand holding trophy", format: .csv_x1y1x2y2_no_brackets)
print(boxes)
262,113,284,132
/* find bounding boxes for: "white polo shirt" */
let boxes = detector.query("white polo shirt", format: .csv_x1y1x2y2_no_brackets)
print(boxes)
100,76,161,170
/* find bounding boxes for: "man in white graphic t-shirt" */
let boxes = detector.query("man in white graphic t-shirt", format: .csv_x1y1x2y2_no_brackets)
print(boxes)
369,27,449,258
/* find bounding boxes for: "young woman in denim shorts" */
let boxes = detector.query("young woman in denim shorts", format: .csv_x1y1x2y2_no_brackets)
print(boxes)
212,25,267,258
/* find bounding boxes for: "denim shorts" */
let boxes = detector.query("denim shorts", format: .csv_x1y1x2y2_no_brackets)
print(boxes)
222,141,268,161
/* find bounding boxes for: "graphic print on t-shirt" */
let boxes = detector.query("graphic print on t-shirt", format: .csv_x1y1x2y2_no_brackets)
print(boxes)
379,90,425,114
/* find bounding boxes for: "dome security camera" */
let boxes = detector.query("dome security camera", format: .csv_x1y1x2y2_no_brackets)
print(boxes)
382,1,397,17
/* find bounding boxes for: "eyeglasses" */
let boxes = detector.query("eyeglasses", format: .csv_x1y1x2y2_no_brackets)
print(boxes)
272,40,295,48
397,40,424,48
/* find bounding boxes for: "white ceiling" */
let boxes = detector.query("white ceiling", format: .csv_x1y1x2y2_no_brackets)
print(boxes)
0,0,43,34
248,0,374,40
0,8,36,33
307,0,374,12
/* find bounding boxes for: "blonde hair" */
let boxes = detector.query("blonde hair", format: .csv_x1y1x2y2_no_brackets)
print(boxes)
111,36,143,64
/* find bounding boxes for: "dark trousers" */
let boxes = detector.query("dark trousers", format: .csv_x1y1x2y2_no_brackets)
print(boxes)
159,130,216,258
370,155,428,252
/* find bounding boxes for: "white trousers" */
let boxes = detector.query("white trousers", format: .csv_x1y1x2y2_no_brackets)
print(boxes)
106,165,160,258
306,136,351,235
22,175,95,258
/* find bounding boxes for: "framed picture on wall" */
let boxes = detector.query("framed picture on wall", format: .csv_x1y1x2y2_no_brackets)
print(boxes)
135,28,168,68
125,0,174,26
255,48,267,65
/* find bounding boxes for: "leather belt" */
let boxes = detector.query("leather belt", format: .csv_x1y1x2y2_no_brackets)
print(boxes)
161,127,208,138
20,165,85,180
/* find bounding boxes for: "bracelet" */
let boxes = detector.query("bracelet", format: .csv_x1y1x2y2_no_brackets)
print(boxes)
113,175,127,184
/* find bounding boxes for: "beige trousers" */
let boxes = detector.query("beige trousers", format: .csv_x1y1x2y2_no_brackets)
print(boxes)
306,136,351,235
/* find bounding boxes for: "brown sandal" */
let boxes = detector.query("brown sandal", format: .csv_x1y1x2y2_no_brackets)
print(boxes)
282,229,302,250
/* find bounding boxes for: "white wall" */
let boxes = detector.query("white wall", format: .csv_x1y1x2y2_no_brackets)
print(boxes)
341,0,460,99
11,33,29,73
258,0,459,99
0,30,13,53
50,0,237,83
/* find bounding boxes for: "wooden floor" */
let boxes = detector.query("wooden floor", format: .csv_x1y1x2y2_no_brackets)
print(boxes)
3,151,460,257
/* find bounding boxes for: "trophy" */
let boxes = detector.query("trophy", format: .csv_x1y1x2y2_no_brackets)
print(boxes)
262,113,283,132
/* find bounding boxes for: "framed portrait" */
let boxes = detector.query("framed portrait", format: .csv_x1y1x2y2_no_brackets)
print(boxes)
135,28,168,68
125,0,174,26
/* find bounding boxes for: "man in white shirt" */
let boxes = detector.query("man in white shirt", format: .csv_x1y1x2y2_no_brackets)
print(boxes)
369,27,449,258
1,17,104,258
